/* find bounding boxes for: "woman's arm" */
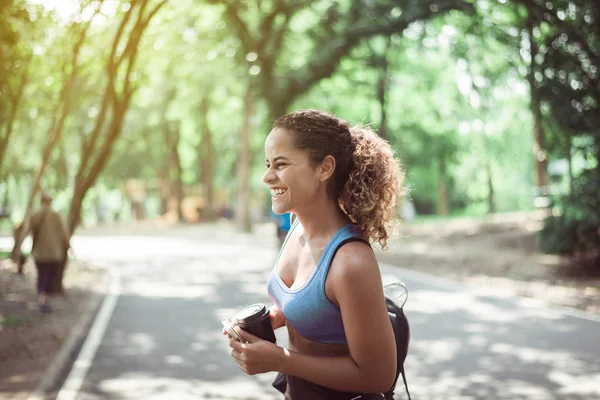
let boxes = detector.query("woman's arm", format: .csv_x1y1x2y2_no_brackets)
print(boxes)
230,242,397,393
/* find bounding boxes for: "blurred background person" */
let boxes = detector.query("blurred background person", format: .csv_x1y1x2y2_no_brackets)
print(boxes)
26,193,70,313
273,211,291,246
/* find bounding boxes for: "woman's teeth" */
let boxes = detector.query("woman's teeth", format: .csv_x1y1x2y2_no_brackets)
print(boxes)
271,188,287,196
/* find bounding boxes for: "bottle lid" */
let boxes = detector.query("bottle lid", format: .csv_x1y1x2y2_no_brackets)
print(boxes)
234,303,268,324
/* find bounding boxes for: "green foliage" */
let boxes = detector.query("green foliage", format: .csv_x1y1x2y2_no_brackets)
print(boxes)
0,0,32,91
0,0,37,172
0,250,28,258
539,214,579,254
0,0,597,256
540,169,600,254
519,0,600,257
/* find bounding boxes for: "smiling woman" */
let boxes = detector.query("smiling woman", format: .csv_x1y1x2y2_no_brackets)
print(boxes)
225,109,406,399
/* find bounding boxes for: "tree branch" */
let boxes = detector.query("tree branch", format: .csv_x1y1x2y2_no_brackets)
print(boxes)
78,3,139,188
274,2,470,113
217,1,256,54
122,0,168,97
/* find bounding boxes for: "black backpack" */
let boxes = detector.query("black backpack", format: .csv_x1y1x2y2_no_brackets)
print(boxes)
383,283,411,400
334,238,412,400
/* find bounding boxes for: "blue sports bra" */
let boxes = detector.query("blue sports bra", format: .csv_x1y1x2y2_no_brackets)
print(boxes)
266,219,366,344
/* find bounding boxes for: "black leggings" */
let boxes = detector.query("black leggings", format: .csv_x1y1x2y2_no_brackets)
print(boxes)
35,262,59,294
273,373,385,400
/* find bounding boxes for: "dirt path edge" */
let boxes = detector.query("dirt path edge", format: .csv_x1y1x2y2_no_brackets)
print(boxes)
26,267,110,400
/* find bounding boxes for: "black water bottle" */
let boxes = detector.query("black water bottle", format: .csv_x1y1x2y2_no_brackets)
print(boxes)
233,303,277,343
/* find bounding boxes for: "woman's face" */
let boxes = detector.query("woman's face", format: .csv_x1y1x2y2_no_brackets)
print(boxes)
263,127,321,215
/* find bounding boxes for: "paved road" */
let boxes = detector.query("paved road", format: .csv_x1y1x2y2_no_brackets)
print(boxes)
12,224,600,400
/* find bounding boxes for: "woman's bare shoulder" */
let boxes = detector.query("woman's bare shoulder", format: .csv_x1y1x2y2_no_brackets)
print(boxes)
328,241,379,287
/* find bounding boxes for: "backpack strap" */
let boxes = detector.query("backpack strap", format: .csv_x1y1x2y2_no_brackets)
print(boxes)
330,236,370,256
386,303,411,400
400,366,411,400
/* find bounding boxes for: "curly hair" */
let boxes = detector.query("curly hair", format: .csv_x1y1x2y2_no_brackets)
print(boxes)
273,109,405,248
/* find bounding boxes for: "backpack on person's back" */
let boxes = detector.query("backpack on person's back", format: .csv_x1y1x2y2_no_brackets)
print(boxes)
383,283,411,400
333,238,412,400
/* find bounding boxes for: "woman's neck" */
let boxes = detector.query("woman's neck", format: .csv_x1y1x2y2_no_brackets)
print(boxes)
293,196,349,241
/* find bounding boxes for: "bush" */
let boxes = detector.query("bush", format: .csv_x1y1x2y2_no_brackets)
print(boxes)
539,169,600,255
539,214,578,254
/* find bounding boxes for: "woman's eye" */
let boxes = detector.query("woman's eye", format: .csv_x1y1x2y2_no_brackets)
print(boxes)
266,162,286,169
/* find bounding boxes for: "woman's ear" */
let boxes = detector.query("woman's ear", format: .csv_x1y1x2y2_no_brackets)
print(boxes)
318,155,336,182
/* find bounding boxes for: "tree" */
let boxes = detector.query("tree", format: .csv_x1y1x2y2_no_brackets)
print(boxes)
525,9,550,191
66,0,169,236
209,0,473,119
206,0,473,228
519,0,600,259
197,93,217,221
236,84,254,232
0,0,36,173
33,0,169,293
98,0,237,224
11,0,105,264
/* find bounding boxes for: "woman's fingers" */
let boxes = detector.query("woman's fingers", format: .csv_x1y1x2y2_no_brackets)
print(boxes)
230,348,241,360
235,326,259,343
229,337,246,351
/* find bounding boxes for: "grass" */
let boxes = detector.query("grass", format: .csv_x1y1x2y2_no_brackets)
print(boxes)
0,315,27,328
408,207,539,225
410,213,488,225
0,250,29,259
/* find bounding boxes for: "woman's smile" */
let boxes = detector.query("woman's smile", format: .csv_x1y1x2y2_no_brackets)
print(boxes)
270,187,288,199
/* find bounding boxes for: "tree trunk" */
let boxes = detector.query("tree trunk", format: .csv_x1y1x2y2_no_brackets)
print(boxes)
157,87,177,218
566,134,574,195
67,105,128,235
168,121,184,222
532,119,549,189
158,173,170,215
527,12,549,191
237,86,254,233
55,140,70,191
199,96,216,221
376,37,391,140
438,162,448,216
487,162,495,214
1,181,9,211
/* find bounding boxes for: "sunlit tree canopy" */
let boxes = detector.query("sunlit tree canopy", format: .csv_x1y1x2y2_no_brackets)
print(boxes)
0,0,598,263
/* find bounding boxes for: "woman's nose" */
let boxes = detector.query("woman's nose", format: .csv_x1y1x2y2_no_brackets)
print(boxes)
263,168,275,184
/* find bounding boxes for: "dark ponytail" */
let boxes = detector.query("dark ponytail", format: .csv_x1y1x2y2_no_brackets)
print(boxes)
340,126,404,248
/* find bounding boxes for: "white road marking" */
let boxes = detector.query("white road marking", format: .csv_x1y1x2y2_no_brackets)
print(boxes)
55,266,121,400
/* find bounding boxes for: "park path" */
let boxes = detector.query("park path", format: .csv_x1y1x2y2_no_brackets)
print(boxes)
46,223,600,399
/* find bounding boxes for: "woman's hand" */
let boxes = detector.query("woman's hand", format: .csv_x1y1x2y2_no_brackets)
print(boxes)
269,304,286,330
229,327,286,375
